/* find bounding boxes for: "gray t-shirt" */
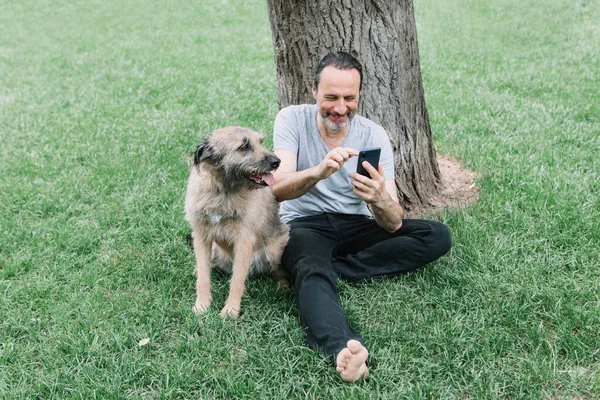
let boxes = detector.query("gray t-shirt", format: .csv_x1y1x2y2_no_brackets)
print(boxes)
273,104,394,223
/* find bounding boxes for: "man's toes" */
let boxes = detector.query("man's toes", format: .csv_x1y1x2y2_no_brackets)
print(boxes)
347,339,365,355
335,348,351,372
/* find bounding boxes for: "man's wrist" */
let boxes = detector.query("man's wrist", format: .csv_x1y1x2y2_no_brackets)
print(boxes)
369,192,395,210
309,164,327,181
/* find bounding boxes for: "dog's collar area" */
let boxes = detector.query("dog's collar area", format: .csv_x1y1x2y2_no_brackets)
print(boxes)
209,215,223,225
203,213,237,225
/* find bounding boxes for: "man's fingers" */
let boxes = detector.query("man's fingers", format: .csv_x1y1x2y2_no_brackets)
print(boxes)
325,159,341,170
352,179,369,191
328,151,344,165
320,147,359,179
360,161,385,179
361,161,378,178
329,147,357,164
342,147,360,157
333,148,354,161
377,162,385,177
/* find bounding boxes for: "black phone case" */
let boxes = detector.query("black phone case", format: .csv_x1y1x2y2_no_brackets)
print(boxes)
356,148,381,177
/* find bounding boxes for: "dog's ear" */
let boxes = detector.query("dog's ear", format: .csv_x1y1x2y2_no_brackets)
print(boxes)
193,139,213,165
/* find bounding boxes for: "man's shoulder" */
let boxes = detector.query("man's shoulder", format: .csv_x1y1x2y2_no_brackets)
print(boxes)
275,104,317,132
278,103,316,117
352,114,386,134
273,104,317,147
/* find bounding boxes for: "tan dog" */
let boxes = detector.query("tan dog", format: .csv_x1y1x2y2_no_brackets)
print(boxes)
185,127,290,318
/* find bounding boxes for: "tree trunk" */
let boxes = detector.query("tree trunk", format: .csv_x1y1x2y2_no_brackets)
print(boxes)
266,0,441,210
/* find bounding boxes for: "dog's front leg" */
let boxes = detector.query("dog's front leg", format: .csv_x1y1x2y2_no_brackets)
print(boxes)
220,234,254,319
192,230,212,315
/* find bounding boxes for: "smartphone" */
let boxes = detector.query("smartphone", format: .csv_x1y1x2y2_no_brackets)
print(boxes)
356,147,381,178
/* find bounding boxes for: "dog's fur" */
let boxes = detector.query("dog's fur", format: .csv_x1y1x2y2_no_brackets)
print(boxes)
184,126,290,318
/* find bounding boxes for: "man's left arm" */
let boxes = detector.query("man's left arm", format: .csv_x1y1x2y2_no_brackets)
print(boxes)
351,162,404,232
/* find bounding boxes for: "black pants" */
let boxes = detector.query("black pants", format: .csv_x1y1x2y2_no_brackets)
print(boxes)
282,213,452,360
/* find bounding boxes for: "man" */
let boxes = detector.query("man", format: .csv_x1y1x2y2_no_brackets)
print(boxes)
271,51,452,382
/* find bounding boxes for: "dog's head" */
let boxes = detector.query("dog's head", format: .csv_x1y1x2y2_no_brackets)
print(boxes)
193,126,281,191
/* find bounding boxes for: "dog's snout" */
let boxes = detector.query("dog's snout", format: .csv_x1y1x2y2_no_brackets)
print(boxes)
270,156,281,170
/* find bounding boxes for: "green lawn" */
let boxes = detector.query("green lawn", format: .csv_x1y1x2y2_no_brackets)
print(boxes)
1,0,598,398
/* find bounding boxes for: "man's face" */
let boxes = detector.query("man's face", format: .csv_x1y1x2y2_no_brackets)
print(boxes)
313,66,361,131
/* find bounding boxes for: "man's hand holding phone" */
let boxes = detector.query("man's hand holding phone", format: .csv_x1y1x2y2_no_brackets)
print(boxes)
355,147,381,178
352,147,388,204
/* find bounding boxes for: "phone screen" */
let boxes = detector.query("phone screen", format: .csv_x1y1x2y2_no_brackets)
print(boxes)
356,147,381,178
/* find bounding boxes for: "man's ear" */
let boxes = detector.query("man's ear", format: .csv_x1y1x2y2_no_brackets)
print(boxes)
312,83,318,100
193,138,212,165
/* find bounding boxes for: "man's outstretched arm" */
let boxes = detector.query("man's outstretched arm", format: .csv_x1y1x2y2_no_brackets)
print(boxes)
272,147,359,202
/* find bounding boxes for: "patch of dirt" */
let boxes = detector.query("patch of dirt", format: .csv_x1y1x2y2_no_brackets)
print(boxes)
405,154,480,218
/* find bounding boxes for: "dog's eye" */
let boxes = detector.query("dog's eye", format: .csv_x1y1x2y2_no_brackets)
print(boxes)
238,139,251,151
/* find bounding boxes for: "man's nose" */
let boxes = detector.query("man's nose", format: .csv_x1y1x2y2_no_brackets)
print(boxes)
333,99,347,114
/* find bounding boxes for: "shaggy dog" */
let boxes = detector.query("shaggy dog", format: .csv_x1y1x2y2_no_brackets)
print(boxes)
185,127,289,318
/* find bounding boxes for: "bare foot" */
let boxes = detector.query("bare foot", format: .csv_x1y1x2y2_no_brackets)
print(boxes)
335,339,369,382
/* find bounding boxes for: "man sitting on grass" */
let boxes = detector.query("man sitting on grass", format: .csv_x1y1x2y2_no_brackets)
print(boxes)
271,51,452,382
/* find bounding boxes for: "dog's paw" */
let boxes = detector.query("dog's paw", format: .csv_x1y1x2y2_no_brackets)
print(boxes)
219,303,240,319
193,299,211,315
276,277,291,290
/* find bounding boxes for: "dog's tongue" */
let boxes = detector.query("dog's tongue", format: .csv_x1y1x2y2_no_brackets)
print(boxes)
262,172,275,186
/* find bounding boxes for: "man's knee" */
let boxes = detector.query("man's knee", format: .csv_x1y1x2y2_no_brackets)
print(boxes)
287,257,337,290
430,221,452,258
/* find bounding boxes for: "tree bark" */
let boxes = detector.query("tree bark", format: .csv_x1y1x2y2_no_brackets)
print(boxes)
266,0,441,210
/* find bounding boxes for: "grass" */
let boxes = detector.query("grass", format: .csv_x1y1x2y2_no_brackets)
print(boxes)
1,0,598,398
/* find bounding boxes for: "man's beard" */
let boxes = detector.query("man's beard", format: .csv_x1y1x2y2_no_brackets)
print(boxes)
320,110,355,131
